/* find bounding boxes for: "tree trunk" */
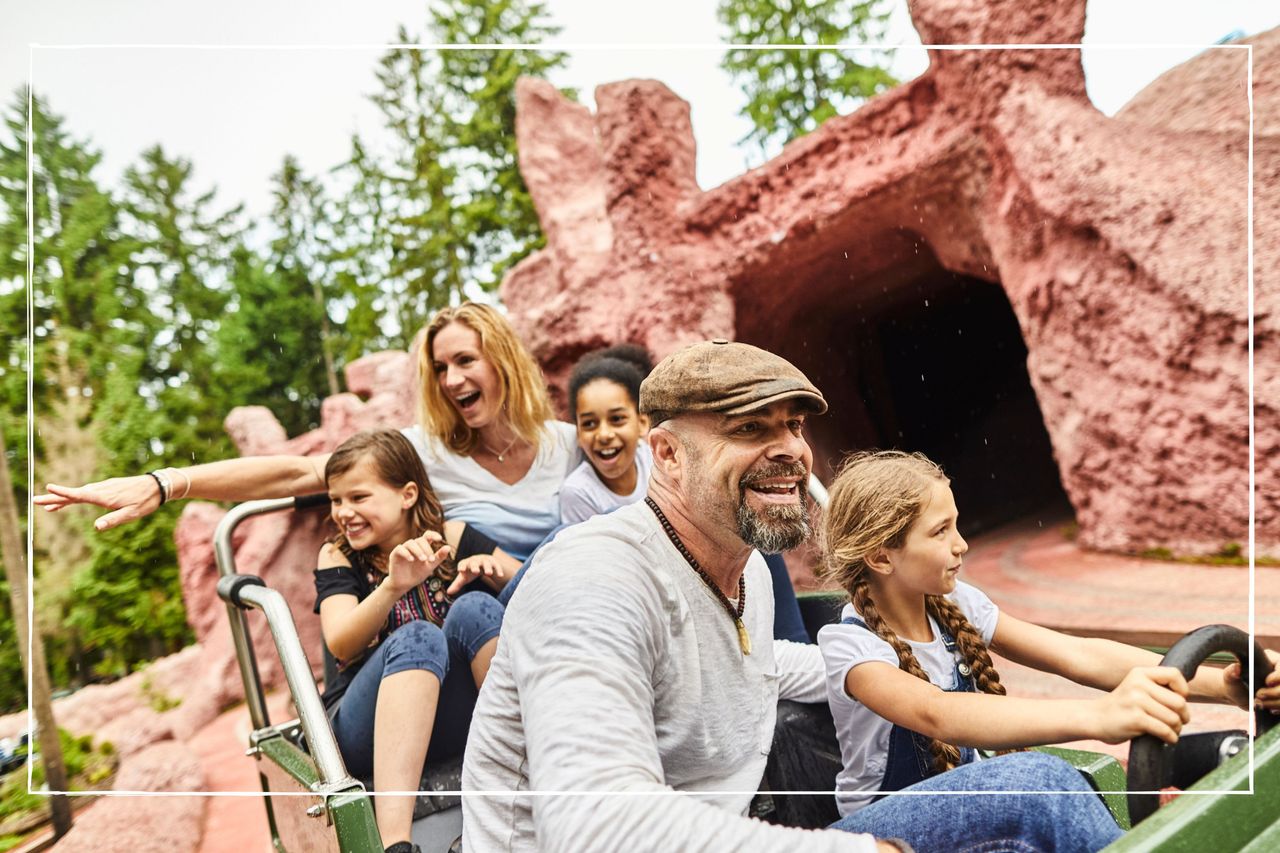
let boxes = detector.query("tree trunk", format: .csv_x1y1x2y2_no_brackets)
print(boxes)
0,427,73,837
310,277,341,398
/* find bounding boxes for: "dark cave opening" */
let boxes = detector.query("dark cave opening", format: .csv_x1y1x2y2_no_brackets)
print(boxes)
736,248,1071,537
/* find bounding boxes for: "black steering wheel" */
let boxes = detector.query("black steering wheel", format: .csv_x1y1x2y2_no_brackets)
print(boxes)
1126,624,1276,824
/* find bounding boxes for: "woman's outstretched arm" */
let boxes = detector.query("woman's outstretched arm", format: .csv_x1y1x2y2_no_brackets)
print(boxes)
35,453,330,531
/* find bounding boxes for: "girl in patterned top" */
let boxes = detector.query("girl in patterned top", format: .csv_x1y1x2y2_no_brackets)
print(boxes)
314,429,519,853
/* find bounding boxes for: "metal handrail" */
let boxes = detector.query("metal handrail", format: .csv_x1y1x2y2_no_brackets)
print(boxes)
213,496,357,791
807,473,829,511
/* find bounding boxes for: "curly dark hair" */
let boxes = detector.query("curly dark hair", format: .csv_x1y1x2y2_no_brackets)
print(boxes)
567,344,653,419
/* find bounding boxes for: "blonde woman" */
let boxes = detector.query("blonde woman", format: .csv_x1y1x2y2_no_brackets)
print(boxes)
37,303,580,564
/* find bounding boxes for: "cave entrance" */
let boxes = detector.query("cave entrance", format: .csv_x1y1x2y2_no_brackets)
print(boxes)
735,243,1070,537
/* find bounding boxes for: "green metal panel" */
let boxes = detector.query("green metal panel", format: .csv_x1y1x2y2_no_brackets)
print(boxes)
1239,819,1280,853
329,790,384,853
1036,746,1131,830
1103,724,1280,852
258,735,324,789
253,733,383,853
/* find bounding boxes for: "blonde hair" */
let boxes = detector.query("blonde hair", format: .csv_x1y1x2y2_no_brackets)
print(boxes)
819,450,1013,775
416,302,555,456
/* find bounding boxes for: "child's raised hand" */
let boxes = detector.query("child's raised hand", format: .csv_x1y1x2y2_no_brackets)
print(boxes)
1094,667,1191,745
448,554,507,595
1222,649,1280,712
386,531,452,595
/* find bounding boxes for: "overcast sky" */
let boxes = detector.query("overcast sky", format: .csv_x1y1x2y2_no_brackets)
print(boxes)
2,0,1276,225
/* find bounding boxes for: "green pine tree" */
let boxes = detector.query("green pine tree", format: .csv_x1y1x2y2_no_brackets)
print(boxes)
340,0,570,348
212,242,331,436
120,144,244,464
0,89,165,696
718,0,898,154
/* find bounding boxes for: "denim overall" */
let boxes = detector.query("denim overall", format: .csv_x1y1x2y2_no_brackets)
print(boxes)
843,615,978,794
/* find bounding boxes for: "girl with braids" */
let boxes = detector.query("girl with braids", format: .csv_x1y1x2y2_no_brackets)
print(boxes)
314,429,519,853
817,450,1280,819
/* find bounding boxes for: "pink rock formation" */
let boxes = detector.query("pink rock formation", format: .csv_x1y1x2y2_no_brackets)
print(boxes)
0,646,199,748
500,0,1277,557
53,741,205,853
171,351,417,717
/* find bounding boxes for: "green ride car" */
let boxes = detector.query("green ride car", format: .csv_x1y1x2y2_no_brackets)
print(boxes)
214,496,1278,853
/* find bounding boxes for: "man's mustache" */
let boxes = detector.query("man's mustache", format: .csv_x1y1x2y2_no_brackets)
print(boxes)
739,463,809,490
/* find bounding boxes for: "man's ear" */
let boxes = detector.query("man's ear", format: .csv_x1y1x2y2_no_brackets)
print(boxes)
649,428,681,477
865,547,894,576
400,482,419,509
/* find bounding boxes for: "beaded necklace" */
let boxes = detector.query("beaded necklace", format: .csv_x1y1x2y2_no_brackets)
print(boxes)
645,497,751,655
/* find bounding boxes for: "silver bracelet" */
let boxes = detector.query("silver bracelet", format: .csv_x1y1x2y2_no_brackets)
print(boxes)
164,467,191,501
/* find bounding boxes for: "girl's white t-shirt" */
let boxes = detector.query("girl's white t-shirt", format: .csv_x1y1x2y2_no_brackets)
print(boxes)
558,443,655,524
816,581,1000,817
401,420,580,561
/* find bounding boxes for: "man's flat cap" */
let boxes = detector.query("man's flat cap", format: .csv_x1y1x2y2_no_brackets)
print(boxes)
639,339,827,426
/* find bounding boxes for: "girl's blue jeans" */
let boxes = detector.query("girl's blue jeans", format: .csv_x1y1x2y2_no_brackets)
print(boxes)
832,752,1124,853
330,591,503,777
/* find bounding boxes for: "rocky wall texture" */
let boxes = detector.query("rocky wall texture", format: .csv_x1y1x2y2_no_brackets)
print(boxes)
500,0,1276,556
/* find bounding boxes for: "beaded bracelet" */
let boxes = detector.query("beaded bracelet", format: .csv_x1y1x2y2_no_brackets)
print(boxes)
147,470,171,505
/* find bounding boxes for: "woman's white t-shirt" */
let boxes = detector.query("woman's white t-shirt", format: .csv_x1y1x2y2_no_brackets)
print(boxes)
558,443,654,524
401,421,580,561
816,581,1000,817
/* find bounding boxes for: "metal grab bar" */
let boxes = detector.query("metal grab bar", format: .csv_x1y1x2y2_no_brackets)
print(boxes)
212,496,356,791
218,578,354,789
807,474,829,511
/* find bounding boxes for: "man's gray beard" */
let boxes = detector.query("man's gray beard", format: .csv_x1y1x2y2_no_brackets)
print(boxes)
735,491,811,554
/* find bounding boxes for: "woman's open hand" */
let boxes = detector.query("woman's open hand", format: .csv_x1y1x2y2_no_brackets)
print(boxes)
35,476,163,531
386,531,452,596
1222,648,1280,712
1093,666,1191,745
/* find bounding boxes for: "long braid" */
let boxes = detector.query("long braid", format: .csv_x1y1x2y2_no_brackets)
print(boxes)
927,594,1023,757
852,578,963,773
927,595,1005,696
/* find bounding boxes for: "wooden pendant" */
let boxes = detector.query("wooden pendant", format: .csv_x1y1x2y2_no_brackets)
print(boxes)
736,619,752,655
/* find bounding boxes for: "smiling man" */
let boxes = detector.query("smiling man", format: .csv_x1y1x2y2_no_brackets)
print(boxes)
460,340,1119,853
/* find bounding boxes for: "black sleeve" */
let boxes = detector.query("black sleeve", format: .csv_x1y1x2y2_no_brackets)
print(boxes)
457,523,501,561
313,565,364,614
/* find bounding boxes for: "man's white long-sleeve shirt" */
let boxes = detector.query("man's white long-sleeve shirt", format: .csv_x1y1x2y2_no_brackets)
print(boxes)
461,501,877,852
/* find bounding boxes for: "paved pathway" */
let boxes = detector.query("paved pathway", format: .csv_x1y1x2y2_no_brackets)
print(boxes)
190,692,294,853
961,517,1278,759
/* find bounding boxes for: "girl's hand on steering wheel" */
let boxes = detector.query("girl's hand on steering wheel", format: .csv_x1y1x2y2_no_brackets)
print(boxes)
1093,666,1190,745
1223,648,1280,712
449,554,507,595
387,531,452,596
35,476,163,531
